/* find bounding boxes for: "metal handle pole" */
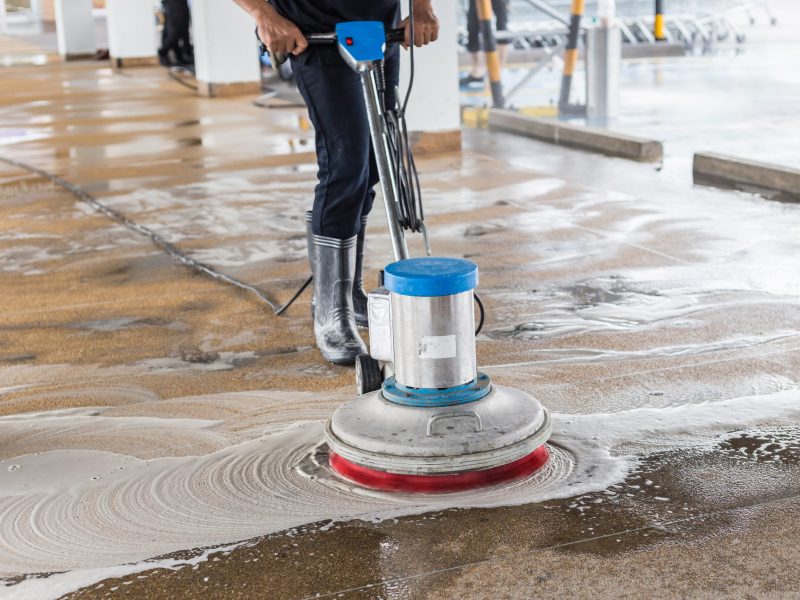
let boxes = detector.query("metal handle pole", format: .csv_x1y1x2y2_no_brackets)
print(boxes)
360,65,410,262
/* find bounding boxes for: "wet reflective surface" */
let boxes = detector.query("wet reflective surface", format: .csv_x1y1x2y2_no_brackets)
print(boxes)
466,0,800,177
1,18,800,600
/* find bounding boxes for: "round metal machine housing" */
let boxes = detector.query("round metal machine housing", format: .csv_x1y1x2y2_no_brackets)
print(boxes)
325,258,552,493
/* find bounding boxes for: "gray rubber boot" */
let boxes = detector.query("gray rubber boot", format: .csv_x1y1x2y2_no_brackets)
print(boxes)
305,211,316,318
312,233,368,365
353,215,369,327
307,211,368,327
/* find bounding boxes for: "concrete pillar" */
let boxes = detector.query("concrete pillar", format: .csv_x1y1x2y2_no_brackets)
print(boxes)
586,23,621,122
30,0,43,19
54,0,96,60
41,0,55,22
190,0,261,97
400,0,461,153
106,0,158,68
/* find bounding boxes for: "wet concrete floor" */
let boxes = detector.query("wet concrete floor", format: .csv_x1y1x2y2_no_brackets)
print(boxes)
1,31,800,600
466,0,800,177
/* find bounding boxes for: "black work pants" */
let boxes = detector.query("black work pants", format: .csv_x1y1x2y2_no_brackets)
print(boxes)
467,0,511,52
292,47,400,240
161,0,191,58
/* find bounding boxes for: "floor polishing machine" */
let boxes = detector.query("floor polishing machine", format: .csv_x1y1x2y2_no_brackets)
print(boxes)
281,20,553,493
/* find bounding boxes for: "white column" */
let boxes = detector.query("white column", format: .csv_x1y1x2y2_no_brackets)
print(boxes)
190,0,261,97
54,0,95,60
586,23,621,122
399,0,461,151
106,0,158,67
0,1,7,35
30,0,43,20
28,0,44,33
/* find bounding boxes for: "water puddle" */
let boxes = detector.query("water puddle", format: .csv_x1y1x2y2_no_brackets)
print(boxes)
0,129,49,146
485,277,711,341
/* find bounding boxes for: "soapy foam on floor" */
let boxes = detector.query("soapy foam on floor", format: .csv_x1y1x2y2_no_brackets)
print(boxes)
2,387,799,599
484,331,800,369
2,542,248,600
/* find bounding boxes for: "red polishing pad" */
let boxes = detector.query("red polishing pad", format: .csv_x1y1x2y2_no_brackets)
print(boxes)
330,445,550,493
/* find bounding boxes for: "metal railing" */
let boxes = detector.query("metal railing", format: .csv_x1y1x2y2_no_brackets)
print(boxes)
458,0,776,52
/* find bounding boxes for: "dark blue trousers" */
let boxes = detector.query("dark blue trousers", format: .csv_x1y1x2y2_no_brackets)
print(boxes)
293,47,400,239
466,0,510,52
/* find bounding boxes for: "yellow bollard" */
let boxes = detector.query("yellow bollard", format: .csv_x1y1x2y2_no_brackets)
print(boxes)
476,0,505,108
654,0,666,41
558,0,585,113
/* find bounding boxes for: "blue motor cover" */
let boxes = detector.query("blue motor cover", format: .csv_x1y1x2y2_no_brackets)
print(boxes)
384,257,479,297
336,21,386,66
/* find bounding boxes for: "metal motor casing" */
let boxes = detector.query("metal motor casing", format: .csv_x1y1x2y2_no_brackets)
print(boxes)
327,257,552,491
391,290,476,389
368,258,479,390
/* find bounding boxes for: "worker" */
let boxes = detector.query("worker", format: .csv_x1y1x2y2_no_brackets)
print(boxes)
160,0,193,67
461,0,510,87
232,0,440,365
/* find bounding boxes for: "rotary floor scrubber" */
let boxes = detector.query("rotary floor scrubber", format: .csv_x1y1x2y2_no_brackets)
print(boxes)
293,20,552,493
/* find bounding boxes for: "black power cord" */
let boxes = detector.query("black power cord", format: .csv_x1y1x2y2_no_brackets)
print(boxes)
387,0,425,235
474,293,485,336
384,108,424,234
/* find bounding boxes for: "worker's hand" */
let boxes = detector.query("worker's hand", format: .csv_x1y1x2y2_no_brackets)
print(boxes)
256,5,308,56
402,1,440,48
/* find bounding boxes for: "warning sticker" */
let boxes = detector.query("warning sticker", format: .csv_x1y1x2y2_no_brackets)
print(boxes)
418,335,457,360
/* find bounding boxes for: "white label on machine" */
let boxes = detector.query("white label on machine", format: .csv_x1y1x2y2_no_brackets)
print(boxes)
418,335,457,360
368,290,394,363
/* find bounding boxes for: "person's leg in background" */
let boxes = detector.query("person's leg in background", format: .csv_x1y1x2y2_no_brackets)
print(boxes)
160,0,192,66
173,0,193,65
460,0,510,85
159,0,178,65
293,53,372,364
494,0,511,71
461,0,484,85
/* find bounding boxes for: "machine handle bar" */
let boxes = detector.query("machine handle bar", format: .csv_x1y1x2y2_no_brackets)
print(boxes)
304,28,407,46
261,28,405,66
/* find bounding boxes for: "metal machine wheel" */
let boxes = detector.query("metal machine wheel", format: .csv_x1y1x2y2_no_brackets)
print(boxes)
355,354,383,396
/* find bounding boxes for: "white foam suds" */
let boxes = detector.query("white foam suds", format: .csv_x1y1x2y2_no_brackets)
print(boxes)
3,541,247,600
0,129,49,146
2,387,799,599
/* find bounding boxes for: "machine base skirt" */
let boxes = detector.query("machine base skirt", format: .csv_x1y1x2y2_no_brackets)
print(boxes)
329,445,550,493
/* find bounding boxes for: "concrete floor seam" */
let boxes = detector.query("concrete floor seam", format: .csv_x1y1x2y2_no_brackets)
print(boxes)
0,154,289,314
